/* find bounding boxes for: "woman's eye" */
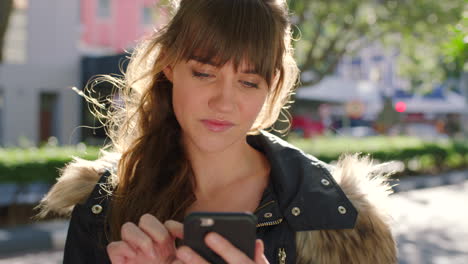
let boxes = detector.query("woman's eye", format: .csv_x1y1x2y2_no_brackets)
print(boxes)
192,70,211,79
241,81,259,89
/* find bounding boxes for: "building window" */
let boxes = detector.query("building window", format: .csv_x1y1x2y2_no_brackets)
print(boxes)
39,92,59,144
1,0,28,64
142,6,154,25
97,0,110,18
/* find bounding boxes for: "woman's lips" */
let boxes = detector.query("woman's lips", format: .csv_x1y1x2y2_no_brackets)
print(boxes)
201,119,235,132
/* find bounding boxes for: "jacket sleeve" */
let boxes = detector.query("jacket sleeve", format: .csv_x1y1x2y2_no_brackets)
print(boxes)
295,155,398,264
63,172,112,264
63,204,110,264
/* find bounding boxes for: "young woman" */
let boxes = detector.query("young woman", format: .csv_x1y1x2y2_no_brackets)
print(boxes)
37,0,397,263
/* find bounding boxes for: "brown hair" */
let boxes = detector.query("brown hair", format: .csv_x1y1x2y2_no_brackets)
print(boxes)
88,0,299,241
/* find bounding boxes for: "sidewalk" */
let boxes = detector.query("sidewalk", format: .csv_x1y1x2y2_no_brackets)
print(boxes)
0,219,68,257
392,169,468,193
1,169,467,256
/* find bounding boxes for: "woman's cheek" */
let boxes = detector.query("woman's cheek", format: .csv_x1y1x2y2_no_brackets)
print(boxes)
245,99,266,124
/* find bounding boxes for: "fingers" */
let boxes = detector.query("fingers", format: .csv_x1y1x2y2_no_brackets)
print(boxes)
107,241,136,264
139,214,171,244
120,222,157,259
254,239,269,264
116,215,184,263
175,234,268,264
204,232,252,263
175,246,210,264
138,214,177,258
164,220,184,239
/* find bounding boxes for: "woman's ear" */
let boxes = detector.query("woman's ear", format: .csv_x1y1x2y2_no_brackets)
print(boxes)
163,65,174,83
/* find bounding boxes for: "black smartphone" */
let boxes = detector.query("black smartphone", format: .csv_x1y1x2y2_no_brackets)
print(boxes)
183,212,257,264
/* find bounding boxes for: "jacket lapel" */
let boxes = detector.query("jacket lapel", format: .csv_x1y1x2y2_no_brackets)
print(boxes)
247,131,358,231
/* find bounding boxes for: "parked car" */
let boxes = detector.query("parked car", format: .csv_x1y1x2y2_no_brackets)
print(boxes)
291,116,325,138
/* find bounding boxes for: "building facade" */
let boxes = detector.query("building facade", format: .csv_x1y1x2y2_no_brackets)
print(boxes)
0,0,164,146
0,0,81,146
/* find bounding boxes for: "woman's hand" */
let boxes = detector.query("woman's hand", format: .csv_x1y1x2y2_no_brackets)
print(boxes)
173,232,269,264
107,214,183,264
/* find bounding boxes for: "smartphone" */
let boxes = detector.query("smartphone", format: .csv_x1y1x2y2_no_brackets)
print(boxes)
183,212,257,264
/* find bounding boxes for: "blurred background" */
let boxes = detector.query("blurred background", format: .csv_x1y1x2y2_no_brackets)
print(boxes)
0,0,467,263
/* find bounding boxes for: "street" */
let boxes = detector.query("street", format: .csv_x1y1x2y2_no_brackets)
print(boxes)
392,180,468,264
0,250,62,264
1,180,468,264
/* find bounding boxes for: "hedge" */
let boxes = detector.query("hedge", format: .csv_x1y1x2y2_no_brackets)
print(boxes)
289,135,468,176
0,136,467,183
0,145,100,183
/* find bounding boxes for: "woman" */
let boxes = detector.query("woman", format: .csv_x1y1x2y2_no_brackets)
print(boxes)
37,0,397,263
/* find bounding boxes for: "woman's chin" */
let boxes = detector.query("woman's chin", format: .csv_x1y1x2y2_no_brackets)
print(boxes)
186,132,242,154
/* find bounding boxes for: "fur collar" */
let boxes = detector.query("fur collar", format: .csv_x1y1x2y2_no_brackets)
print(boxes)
296,154,397,263
36,150,120,218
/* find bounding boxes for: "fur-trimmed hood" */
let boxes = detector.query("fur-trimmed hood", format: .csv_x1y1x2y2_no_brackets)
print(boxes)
36,150,120,218
38,131,397,263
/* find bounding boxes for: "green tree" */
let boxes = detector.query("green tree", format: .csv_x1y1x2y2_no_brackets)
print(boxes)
288,0,465,88
0,0,14,63
394,2,467,92
441,12,467,80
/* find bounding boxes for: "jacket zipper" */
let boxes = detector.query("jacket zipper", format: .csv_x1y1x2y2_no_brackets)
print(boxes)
256,218,283,228
278,247,286,264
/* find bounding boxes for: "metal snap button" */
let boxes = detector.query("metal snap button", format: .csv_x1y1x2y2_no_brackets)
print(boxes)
338,206,347,214
321,179,330,186
264,212,273,218
91,204,103,214
291,207,301,216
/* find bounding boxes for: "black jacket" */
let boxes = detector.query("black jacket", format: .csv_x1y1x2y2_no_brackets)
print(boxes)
63,131,359,264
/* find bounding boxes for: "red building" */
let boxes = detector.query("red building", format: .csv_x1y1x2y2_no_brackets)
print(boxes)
80,0,167,53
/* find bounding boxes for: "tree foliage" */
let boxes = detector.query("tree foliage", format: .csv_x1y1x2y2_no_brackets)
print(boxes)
393,1,467,92
441,9,468,79
288,0,466,89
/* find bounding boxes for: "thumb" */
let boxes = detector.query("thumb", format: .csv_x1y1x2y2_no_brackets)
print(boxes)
254,239,269,263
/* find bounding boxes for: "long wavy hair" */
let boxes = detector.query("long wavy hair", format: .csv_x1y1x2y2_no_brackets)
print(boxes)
87,0,299,241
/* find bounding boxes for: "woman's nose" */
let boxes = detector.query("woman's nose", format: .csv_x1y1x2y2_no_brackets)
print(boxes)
208,80,236,113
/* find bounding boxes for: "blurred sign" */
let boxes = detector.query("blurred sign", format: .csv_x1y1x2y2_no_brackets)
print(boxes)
345,100,365,119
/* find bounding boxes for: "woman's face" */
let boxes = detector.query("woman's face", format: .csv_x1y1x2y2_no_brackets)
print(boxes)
164,57,269,153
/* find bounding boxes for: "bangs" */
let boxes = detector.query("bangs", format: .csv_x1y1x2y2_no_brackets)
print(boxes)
171,0,283,86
